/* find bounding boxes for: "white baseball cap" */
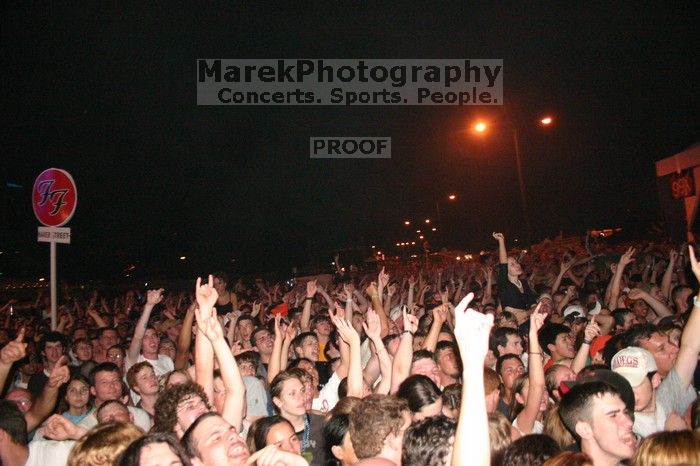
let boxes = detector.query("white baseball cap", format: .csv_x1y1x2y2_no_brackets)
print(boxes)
611,347,658,387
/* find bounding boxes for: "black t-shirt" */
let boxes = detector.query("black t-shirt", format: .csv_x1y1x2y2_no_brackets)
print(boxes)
498,264,536,310
296,413,326,466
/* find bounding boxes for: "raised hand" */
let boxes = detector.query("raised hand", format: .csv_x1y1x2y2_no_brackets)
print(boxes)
529,303,546,334
561,255,576,272
439,288,449,305
200,307,224,343
362,308,382,341
195,275,219,310
492,232,504,241
627,288,645,300
47,356,70,388
306,279,317,298
332,315,360,346
329,303,346,321
454,292,493,365
0,327,26,365
43,414,86,441
432,304,449,324
284,320,296,343
584,320,601,342
378,267,390,287
273,314,283,340
688,245,700,282
402,306,419,334
408,275,416,287
365,281,379,297
251,300,262,317
146,288,165,306
619,247,636,266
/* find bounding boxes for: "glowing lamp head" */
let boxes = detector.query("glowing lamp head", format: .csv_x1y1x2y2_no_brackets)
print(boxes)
540,116,552,125
474,121,487,133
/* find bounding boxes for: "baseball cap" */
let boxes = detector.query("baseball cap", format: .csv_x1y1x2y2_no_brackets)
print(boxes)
611,347,657,387
587,301,602,316
538,293,553,303
561,368,635,414
563,305,585,318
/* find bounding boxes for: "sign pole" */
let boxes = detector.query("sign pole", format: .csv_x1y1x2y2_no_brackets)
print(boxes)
33,168,77,331
50,241,57,330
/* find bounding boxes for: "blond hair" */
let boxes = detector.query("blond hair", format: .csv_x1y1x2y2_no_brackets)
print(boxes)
488,411,512,465
67,422,143,466
543,405,574,448
631,430,700,466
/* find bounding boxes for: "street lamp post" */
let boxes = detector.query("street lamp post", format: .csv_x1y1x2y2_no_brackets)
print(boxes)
512,128,532,247
472,116,552,248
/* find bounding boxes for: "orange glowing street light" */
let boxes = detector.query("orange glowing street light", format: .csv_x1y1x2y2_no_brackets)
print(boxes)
474,121,488,133
448,194,456,200
540,116,553,126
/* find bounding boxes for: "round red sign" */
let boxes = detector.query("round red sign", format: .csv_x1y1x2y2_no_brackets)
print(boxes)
32,168,77,227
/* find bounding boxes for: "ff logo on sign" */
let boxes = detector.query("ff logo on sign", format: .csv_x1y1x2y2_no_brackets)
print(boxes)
33,168,78,227
310,137,391,159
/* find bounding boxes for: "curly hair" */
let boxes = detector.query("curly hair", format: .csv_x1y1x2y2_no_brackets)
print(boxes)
501,434,561,466
151,381,210,434
402,415,456,466
349,394,408,460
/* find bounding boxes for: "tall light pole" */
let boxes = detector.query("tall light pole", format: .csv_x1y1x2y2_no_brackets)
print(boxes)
436,194,457,249
472,116,553,247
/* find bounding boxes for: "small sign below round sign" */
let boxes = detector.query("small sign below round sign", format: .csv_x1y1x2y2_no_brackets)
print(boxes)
32,168,77,227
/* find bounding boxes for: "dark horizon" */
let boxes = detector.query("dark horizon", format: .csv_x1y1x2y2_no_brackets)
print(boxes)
2,3,698,283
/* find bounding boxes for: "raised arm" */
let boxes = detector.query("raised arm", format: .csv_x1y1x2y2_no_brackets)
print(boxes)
390,308,418,394
674,246,700,388
607,247,635,310
0,328,26,392
363,309,392,395
493,232,507,264
422,304,448,352
661,250,677,301
452,292,492,466
26,357,70,431
571,320,600,374
300,280,316,332
127,288,164,364
175,302,196,370
195,275,245,430
366,281,388,337
267,315,288,384
627,288,673,319
87,308,108,329
332,313,363,398
551,256,575,294
515,306,546,435
407,276,416,310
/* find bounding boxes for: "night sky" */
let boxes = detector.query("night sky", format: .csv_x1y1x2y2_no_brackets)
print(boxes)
1,3,698,282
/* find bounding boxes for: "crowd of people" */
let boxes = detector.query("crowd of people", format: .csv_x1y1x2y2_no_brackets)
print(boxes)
0,232,699,466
